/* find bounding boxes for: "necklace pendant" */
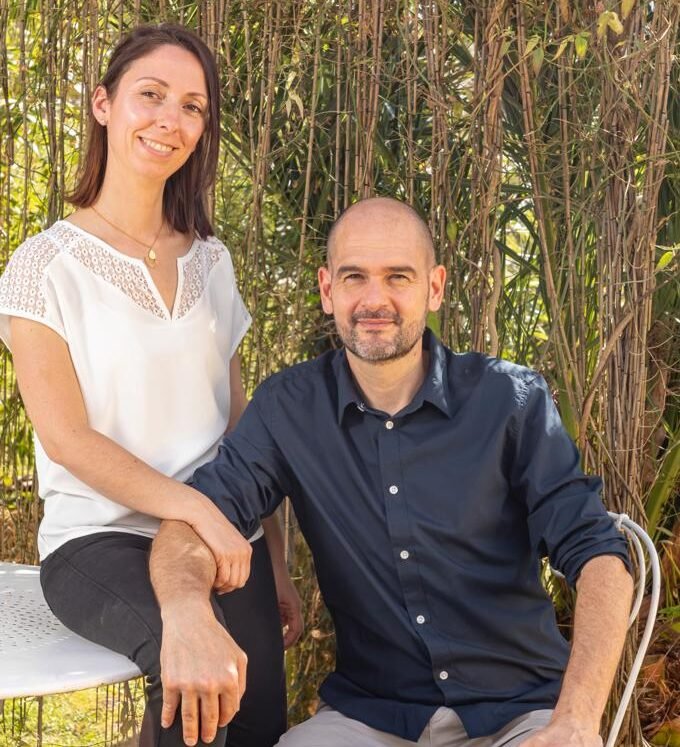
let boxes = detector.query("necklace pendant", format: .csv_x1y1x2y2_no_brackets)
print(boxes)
145,248,157,268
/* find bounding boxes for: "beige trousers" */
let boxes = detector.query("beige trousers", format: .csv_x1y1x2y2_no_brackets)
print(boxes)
276,704,553,747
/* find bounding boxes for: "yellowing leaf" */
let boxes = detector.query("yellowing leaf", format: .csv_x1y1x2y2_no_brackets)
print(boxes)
652,720,680,747
532,46,545,75
607,11,624,35
559,0,570,23
446,221,458,244
597,11,611,40
554,36,571,61
656,250,676,272
621,0,635,20
574,32,589,59
288,91,304,119
525,35,540,56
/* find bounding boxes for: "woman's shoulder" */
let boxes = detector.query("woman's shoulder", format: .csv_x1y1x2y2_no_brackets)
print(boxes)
4,222,69,276
191,233,239,274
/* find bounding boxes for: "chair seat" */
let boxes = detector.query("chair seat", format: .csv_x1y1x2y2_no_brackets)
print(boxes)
0,562,141,698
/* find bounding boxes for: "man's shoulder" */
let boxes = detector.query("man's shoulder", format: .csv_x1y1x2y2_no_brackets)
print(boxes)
444,345,544,408
256,350,338,400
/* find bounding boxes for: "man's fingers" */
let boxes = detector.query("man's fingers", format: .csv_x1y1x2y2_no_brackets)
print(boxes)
199,693,220,744
237,653,248,700
161,688,180,729
218,692,233,728
180,691,200,746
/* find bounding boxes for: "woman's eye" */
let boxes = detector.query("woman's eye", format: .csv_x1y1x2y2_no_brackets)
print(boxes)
185,103,203,115
141,90,160,100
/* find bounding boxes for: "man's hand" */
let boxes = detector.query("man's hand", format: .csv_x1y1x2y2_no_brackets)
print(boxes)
273,570,303,648
519,718,603,746
160,602,247,746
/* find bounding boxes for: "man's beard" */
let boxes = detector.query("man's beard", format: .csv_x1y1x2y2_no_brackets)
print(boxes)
337,309,428,363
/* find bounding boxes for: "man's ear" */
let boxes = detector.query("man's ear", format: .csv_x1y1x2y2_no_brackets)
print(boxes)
318,265,333,314
428,265,447,312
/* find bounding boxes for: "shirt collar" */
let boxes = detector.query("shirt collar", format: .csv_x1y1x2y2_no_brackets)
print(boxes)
333,328,452,424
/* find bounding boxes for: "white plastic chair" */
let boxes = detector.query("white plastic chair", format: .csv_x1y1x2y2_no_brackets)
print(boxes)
604,512,661,747
0,562,141,699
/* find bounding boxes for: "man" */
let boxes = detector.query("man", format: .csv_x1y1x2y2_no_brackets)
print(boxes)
150,197,633,747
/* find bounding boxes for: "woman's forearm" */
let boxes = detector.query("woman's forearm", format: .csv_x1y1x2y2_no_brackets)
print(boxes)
56,423,217,525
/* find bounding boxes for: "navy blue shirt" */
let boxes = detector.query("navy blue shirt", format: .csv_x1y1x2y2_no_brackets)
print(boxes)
190,330,630,741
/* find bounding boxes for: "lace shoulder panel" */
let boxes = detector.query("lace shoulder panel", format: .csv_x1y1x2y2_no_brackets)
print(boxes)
50,222,167,319
0,229,62,321
176,236,226,319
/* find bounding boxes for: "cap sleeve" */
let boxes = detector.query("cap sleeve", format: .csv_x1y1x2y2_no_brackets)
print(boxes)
229,281,251,358
214,242,251,359
0,232,66,350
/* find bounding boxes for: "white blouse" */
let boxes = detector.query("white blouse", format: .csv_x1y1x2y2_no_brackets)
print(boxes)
0,220,261,559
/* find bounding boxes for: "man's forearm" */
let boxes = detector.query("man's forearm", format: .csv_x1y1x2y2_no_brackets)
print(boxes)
149,520,248,746
150,520,217,614
553,554,634,730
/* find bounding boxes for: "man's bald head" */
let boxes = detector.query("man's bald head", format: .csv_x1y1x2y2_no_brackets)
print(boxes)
326,197,436,269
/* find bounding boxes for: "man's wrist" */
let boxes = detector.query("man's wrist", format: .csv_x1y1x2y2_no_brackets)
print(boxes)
550,706,601,735
160,594,214,624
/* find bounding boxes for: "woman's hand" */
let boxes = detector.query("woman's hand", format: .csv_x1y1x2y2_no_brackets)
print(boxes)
189,497,252,592
273,565,303,648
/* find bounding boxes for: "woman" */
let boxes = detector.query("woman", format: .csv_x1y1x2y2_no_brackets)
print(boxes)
0,23,299,747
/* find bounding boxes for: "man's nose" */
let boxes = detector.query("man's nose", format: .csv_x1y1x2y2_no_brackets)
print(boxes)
360,278,388,308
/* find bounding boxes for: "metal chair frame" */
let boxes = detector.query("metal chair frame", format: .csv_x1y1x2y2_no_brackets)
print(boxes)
604,512,661,747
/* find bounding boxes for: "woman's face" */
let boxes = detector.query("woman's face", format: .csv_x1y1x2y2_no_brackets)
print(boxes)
93,44,209,185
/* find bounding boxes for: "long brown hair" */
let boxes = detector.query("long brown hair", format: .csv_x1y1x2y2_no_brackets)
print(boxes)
68,24,220,239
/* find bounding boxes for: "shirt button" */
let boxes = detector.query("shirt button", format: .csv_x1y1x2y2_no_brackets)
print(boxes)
400,550,410,560
439,670,448,680
416,614,425,624
389,485,399,495
385,420,394,430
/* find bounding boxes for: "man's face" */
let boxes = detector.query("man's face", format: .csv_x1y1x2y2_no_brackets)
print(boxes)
318,203,446,363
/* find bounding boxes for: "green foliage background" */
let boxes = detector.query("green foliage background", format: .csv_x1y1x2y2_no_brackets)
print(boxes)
1,0,679,743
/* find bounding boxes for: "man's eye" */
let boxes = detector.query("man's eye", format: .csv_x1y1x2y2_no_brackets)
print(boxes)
344,274,363,282
390,274,409,282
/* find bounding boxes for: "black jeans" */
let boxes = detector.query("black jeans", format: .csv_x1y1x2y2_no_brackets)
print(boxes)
40,532,286,747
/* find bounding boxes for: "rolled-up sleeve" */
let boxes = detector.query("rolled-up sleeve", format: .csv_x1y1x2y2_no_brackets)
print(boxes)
511,374,631,586
189,384,293,538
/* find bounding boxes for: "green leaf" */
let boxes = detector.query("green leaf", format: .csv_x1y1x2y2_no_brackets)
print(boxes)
651,724,680,747
426,311,441,338
446,221,458,245
532,46,544,76
525,35,540,56
647,433,680,536
656,250,675,272
574,32,589,59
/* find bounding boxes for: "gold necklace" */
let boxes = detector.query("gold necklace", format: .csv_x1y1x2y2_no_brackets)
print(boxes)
90,205,164,268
